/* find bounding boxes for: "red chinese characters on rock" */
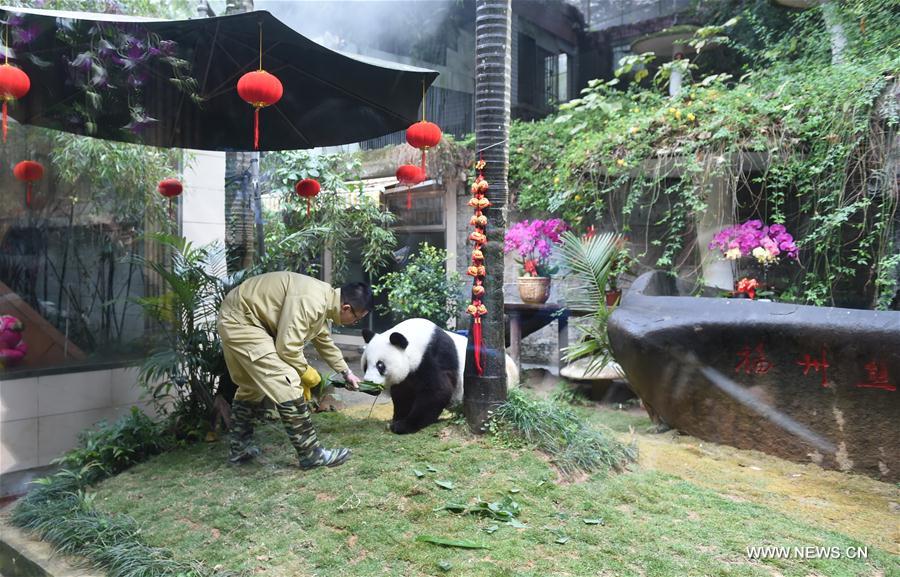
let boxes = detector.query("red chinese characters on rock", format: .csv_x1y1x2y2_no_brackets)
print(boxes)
796,347,830,388
855,360,895,392
735,343,772,375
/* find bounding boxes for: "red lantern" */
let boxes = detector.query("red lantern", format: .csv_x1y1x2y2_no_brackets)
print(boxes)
396,164,425,210
158,178,183,219
405,120,442,173
13,160,42,208
0,63,30,143
405,120,442,150
237,70,283,150
294,178,320,217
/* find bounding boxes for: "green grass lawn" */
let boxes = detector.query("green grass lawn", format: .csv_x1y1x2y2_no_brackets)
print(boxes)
91,409,898,577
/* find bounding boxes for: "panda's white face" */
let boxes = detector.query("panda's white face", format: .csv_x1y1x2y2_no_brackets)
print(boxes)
360,331,411,386
361,319,435,387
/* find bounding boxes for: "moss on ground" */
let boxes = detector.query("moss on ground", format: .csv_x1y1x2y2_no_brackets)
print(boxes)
90,406,898,577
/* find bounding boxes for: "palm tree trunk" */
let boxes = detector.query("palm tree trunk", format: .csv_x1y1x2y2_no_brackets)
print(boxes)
224,0,258,272
464,0,511,433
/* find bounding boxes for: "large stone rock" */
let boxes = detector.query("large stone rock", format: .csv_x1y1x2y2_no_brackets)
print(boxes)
608,271,900,481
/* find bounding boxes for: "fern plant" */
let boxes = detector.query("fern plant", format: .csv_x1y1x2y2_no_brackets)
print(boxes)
559,230,622,376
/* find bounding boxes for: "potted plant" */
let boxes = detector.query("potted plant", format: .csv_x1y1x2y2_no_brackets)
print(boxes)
708,219,799,299
504,219,568,304
606,238,634,306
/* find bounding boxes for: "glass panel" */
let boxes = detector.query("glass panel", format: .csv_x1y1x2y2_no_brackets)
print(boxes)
0,131,168,376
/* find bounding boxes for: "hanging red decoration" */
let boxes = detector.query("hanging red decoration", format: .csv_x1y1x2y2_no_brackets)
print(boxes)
157,177,183,219
405,120,443,150
466,156,491,375
237,70,282,150
396,81,441,211
396,164,425,209
0,63,30,144
236,23,283,150
406,120,442,174
13,160,42,208
294,178,320,217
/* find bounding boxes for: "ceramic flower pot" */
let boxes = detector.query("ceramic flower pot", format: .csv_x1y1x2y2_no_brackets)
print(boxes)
605,289,622,307
518,276,551,304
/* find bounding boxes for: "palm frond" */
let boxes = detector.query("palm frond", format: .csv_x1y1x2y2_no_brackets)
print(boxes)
559,230,623,373
559,230,619,311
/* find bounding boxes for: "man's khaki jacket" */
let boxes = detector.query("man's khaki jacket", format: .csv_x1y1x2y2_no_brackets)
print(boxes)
218,272,349,379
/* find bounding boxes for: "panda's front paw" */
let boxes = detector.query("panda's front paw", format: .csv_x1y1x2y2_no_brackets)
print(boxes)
390,420,415,435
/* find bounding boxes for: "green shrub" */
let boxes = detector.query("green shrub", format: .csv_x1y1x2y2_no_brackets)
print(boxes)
488,389,636,477
372,243,464,329
53,407,169,481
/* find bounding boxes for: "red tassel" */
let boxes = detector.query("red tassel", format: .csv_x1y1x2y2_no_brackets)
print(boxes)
168,198,173,220
2,101,7,143
473,319,484,375
254,107,260,150
420,149,427,173
26,182,31,208
406,188,412,210
306,197,311,217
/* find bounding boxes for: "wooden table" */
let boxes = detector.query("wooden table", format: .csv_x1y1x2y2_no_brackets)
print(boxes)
504,302,591,367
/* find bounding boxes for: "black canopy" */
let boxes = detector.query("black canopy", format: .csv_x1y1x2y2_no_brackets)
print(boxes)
0,6,438,151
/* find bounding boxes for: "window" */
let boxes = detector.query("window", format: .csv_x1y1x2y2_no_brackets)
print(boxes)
544,52,569,104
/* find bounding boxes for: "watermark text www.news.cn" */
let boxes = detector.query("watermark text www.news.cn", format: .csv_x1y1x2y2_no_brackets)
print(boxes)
746,546,868,560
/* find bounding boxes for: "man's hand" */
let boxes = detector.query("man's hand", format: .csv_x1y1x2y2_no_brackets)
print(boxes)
342,369,362,391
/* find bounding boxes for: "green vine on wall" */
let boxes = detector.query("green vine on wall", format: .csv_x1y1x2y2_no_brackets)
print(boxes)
509,0,899,309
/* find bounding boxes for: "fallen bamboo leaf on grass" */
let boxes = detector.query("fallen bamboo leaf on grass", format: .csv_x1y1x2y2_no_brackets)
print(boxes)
435,480,454,490
415,535,490,549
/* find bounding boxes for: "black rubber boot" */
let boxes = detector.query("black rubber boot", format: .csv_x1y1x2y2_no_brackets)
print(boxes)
275,399,351,469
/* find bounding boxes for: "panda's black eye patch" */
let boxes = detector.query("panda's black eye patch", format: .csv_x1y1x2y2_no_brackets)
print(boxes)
363,360,368,373
376,361,386,375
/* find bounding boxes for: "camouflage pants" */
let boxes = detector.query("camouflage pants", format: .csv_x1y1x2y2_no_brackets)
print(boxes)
230,396,349,469
229,397,321,460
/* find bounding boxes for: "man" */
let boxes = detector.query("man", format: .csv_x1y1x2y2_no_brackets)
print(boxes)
217,271,370,469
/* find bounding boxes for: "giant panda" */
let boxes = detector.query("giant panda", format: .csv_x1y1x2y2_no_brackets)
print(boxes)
361,318,519,434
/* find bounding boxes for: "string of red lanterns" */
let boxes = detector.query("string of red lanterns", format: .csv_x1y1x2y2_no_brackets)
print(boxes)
465,156,490,375
294,177,320,217
236,23,283,150
13,160,42,208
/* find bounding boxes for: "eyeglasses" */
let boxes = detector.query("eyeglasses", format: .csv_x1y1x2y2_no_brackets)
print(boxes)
347,305,367,324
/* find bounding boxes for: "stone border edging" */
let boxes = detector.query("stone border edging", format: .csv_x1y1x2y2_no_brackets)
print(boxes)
0,506,101,577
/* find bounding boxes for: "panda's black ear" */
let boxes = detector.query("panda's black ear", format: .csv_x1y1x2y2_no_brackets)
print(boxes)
362,328,376,343
389,332,409,350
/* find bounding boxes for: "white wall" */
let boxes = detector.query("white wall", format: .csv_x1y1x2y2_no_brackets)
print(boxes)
0,368,150,478
182,150,227,253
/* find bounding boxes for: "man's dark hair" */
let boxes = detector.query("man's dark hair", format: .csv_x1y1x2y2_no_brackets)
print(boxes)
341,282,373,312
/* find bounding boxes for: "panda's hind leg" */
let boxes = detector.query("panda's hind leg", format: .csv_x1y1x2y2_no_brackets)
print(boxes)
390,371,454,434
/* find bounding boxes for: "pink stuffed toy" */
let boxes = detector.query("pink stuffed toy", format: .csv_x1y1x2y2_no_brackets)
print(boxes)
0,315,27,368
